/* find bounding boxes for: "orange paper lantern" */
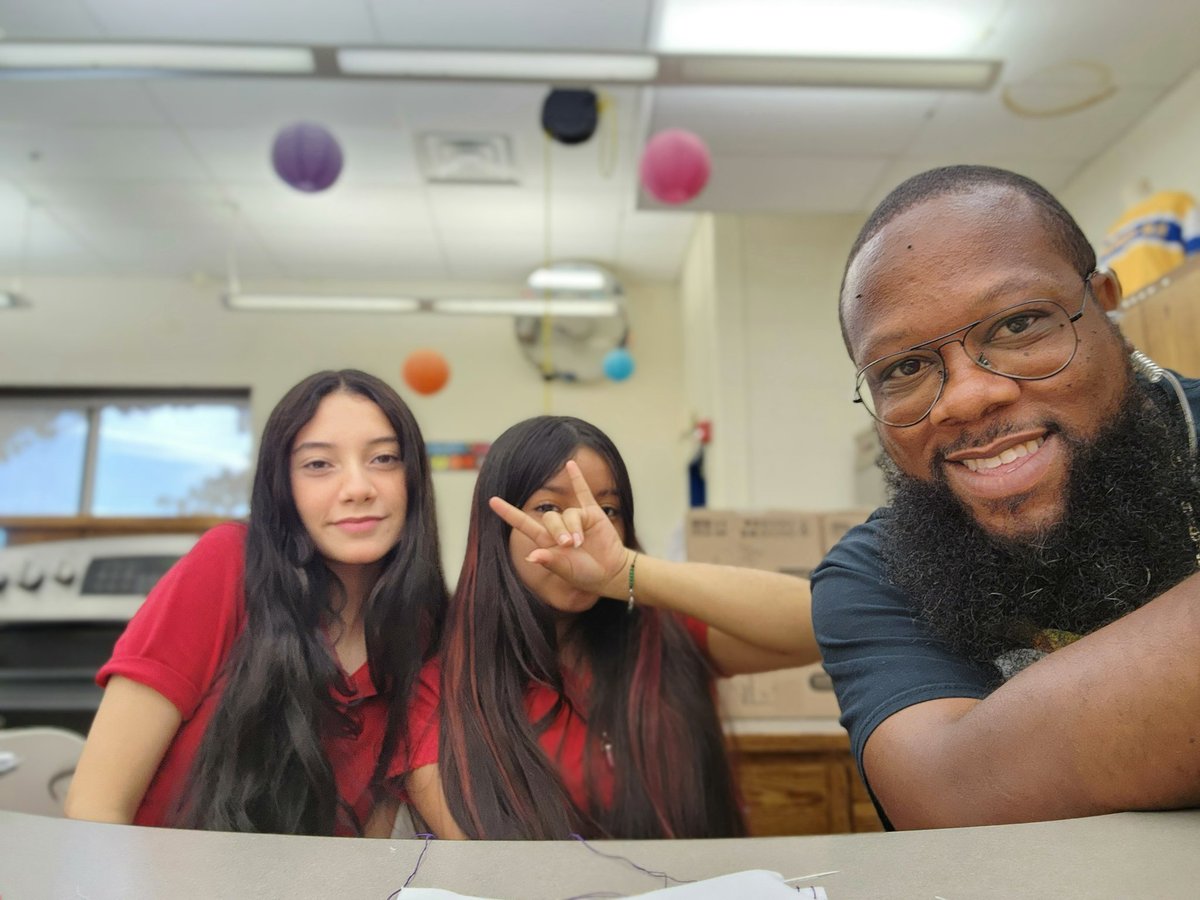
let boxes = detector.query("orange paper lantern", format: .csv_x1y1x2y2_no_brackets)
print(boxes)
402,349,450,396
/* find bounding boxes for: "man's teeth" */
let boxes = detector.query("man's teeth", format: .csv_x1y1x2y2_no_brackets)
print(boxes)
962,437,1045,472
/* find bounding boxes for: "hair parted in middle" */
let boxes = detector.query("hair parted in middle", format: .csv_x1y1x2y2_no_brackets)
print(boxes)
438,414,745,840
178,368,448,835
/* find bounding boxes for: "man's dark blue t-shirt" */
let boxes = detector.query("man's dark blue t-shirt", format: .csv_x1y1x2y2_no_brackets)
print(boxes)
811,372,1200,826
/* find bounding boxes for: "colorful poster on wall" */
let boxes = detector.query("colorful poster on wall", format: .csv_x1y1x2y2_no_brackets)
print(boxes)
427,442,490,472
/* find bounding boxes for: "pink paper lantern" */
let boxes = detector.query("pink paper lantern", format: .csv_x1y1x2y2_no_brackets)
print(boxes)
639,129,711,204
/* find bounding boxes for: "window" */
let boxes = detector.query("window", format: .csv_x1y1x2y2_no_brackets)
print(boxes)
0,391,252,519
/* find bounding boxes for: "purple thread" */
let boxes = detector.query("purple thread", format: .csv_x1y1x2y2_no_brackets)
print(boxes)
384,833,434,898
568,833,694,888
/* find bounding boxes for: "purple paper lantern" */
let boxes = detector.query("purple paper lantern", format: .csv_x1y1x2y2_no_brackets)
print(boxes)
271,122,343,193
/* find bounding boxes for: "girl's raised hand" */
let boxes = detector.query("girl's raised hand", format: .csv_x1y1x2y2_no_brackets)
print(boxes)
488,460,631,596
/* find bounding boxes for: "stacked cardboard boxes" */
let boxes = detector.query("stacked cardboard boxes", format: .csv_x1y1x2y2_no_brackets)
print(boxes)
685,507,874,719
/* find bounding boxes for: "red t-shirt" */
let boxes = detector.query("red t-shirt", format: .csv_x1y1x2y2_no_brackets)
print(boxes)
97,522,439,834
424,614,710,814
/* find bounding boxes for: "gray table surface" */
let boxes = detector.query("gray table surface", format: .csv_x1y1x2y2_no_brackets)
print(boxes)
2,808,1197,899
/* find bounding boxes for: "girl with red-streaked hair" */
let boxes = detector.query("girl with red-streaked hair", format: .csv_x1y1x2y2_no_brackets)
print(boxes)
406,415,816,839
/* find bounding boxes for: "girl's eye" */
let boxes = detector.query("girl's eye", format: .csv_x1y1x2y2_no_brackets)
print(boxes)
373,453,401,465
301,459,331,471
601,506,621,520
533,502,562,515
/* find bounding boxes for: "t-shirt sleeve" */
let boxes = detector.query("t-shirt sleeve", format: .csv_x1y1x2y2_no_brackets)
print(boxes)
96,523,246,720
389,657,441,778
678,613,710,654
811,510,993,784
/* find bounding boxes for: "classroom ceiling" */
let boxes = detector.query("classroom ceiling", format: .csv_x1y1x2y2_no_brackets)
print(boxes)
0,0,1198,287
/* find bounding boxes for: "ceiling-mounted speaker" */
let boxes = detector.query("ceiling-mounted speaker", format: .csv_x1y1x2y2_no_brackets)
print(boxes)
541,88,599,145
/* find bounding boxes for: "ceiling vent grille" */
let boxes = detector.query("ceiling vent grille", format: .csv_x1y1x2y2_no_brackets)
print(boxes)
418,133,518,184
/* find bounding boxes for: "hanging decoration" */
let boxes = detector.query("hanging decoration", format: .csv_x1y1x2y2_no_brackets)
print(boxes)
541,88,600,145
602,347,635,382
271,122,344,193
639,128,711,204
402,349,451,396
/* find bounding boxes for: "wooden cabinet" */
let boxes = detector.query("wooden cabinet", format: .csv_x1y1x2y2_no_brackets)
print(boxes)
729,731,883,836
1116,255,1200,377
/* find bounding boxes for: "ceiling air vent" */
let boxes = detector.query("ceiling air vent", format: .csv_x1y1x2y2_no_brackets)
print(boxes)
418,133,518,184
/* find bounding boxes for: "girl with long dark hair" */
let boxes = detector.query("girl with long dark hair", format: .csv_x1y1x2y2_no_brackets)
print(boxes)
407,415,816,840
66,370,446,836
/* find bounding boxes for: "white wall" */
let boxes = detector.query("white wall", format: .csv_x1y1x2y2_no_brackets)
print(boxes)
1062,67,1200,242
0,275,688,578
680,212,868,510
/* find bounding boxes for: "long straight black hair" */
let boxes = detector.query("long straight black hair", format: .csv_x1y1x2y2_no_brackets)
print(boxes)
178,369,447,834
439,415,744,839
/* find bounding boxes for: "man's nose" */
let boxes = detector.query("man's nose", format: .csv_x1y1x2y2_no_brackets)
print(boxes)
926,340,1021,428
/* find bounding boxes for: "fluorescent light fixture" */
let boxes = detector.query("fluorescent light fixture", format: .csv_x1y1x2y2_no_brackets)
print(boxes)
433,298,620,317
338,48,658,83
222,292,618,317
657,0,983,57
224,293,420,313
0,42,314,74
527,266,609,292
670,55,997,90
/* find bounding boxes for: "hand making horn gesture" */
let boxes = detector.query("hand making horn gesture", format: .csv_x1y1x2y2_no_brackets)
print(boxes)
488,459,633,600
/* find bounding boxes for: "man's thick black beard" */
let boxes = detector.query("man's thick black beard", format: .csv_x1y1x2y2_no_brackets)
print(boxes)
880,375,1200,675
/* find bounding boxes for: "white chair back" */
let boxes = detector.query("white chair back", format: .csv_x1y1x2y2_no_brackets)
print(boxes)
0,727,87,817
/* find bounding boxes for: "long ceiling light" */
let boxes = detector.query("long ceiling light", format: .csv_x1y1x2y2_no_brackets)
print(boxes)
0,42,998,91
664,56,996,90
223,292,619,317
432,298,619,317
0,42,315,75
224,293,421,313
338,49,659,84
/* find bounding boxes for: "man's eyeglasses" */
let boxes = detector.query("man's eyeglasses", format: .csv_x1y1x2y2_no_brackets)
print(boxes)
853,272,1096,428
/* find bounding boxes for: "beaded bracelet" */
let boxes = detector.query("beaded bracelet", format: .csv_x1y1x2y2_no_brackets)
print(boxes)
626,551,638,613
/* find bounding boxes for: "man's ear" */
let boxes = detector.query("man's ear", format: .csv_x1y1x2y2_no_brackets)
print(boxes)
1091,267,1123,315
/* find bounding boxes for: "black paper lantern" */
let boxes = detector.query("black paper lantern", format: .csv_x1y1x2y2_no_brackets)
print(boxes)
541,89,599,145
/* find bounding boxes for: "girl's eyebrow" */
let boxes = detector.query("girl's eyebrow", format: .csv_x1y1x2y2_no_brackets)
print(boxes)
292,436,399,454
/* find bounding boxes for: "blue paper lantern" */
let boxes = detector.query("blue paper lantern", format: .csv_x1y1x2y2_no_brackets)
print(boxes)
603,347,635,382
271,122,343,193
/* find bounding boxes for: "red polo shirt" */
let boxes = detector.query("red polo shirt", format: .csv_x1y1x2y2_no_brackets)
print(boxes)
97,523,438,834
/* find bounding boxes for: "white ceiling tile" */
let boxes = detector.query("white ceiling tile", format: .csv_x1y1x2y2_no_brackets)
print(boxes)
0,126,208,181
147,79,409,129
907,87,1167,161
82,0,377,43
0,208,107,272
0,82,168,126
983,0,1200,89
16,181,235,230
649,87,940,156
368,0,655,50
641,155,890,214
223,184,433,232
0,0,104,38
257,225,448,280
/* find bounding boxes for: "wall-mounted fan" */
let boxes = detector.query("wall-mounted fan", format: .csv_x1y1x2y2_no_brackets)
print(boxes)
514,262,629,383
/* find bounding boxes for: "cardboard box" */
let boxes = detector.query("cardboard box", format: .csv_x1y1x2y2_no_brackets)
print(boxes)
686,509,838,717
717,663,840,719
818,508,876,554
685,509,823,578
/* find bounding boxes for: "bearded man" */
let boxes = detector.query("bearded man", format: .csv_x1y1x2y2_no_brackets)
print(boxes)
811,165,1200,830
